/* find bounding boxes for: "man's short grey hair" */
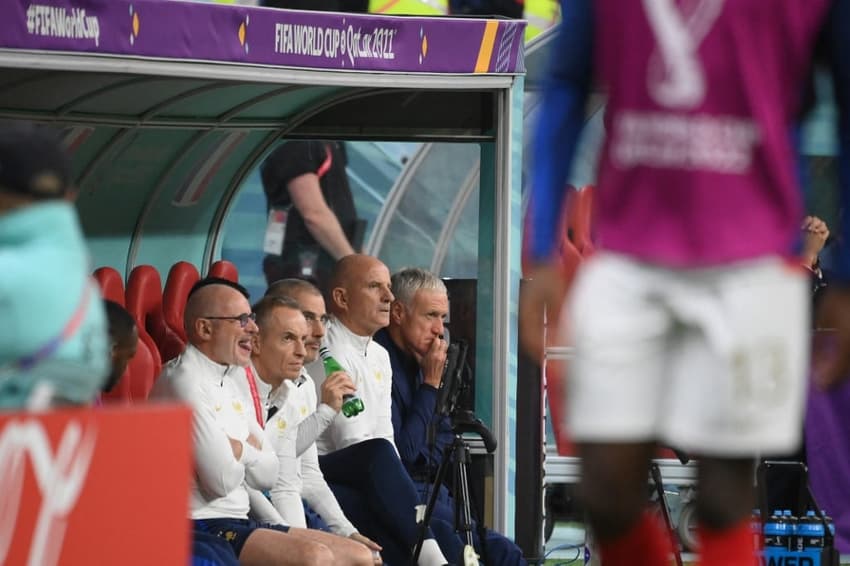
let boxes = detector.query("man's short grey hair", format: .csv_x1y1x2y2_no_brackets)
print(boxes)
265,278,321,300
252,295,302,329
391,268,447,307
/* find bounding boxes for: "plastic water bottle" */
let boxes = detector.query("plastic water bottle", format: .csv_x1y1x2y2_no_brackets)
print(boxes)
799,510,825,549
782,510,798,551
764,510,790,550
319,346,364,417
824,512,835,542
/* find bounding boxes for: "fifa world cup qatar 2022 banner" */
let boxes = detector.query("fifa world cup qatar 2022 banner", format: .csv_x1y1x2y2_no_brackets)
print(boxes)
0,0,526,74
0,404,192,566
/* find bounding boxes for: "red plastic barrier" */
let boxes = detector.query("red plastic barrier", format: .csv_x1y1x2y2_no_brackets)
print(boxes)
0,404,192,565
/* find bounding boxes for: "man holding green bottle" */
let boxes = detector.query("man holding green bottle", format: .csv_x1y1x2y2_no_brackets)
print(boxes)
304,255,455,566
247,294,381,564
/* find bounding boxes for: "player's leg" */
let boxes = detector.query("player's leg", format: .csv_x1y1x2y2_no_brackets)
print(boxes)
564,254,676,565
662,258,809,566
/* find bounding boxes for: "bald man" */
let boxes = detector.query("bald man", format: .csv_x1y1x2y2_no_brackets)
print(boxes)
151,277,335,566
306,254,396,452
304,256,452,566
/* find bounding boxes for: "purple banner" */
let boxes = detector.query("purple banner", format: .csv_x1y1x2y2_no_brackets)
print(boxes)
0,0,526,74
806,333,850,552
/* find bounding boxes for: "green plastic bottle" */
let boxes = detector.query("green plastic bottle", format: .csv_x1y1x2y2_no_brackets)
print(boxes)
319,346,364,418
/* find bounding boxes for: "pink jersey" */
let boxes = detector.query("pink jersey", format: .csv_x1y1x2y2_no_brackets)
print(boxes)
592,0,830,266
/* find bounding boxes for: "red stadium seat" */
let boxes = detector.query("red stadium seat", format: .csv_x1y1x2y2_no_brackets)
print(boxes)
163,261,199,344
124,266,169,399
93,266,125,305
125,338,160,403
209,259,239,282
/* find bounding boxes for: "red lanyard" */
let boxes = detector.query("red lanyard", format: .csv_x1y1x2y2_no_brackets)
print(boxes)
316,143,333,179
244,366,264,426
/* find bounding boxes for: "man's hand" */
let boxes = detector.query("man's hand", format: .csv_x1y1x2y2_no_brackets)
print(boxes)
813,287,850,389
418,335,448,388
801,215,830,269
245,434,262,451
320,371,357,412
519,262,571,362
350,533,382,564
228,437,243,460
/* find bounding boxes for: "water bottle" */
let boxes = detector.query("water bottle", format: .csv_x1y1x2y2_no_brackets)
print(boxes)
319,346,364,418
764,510,790,550
824,512,835,544
799,510,825,549
782,510,798,551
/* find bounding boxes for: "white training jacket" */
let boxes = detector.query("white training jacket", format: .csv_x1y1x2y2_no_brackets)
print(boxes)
151,344,278,520
258,367,357,536
305,318,396,455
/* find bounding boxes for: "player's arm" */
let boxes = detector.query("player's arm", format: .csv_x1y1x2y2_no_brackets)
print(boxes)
529,0,594,264
520,0,594,360
288,173,357,259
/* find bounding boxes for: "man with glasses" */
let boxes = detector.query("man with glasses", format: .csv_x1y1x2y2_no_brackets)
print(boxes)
151,277,337,566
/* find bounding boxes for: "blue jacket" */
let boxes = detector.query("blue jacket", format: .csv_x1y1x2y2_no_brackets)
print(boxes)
374,328,453,478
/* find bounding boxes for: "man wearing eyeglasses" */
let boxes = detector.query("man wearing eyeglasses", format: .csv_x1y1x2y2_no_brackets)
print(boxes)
150,277,337,566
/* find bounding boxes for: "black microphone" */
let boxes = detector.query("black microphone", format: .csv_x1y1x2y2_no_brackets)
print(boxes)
435,341,460,417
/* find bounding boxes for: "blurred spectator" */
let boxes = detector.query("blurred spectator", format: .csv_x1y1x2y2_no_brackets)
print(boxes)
102,300,139,395
0,122,109,410
261,141,363,294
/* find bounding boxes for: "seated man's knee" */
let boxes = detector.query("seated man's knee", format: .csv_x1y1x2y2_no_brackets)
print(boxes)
302,541,335,566
358,438,398,466
349,540,375,566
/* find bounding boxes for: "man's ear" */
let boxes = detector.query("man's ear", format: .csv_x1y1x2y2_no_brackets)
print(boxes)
331,287,347,311
194,318,212,341
251,334,261,354
390,301,404,325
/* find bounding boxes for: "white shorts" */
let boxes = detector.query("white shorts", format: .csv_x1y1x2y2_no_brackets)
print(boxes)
561,253,810,456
